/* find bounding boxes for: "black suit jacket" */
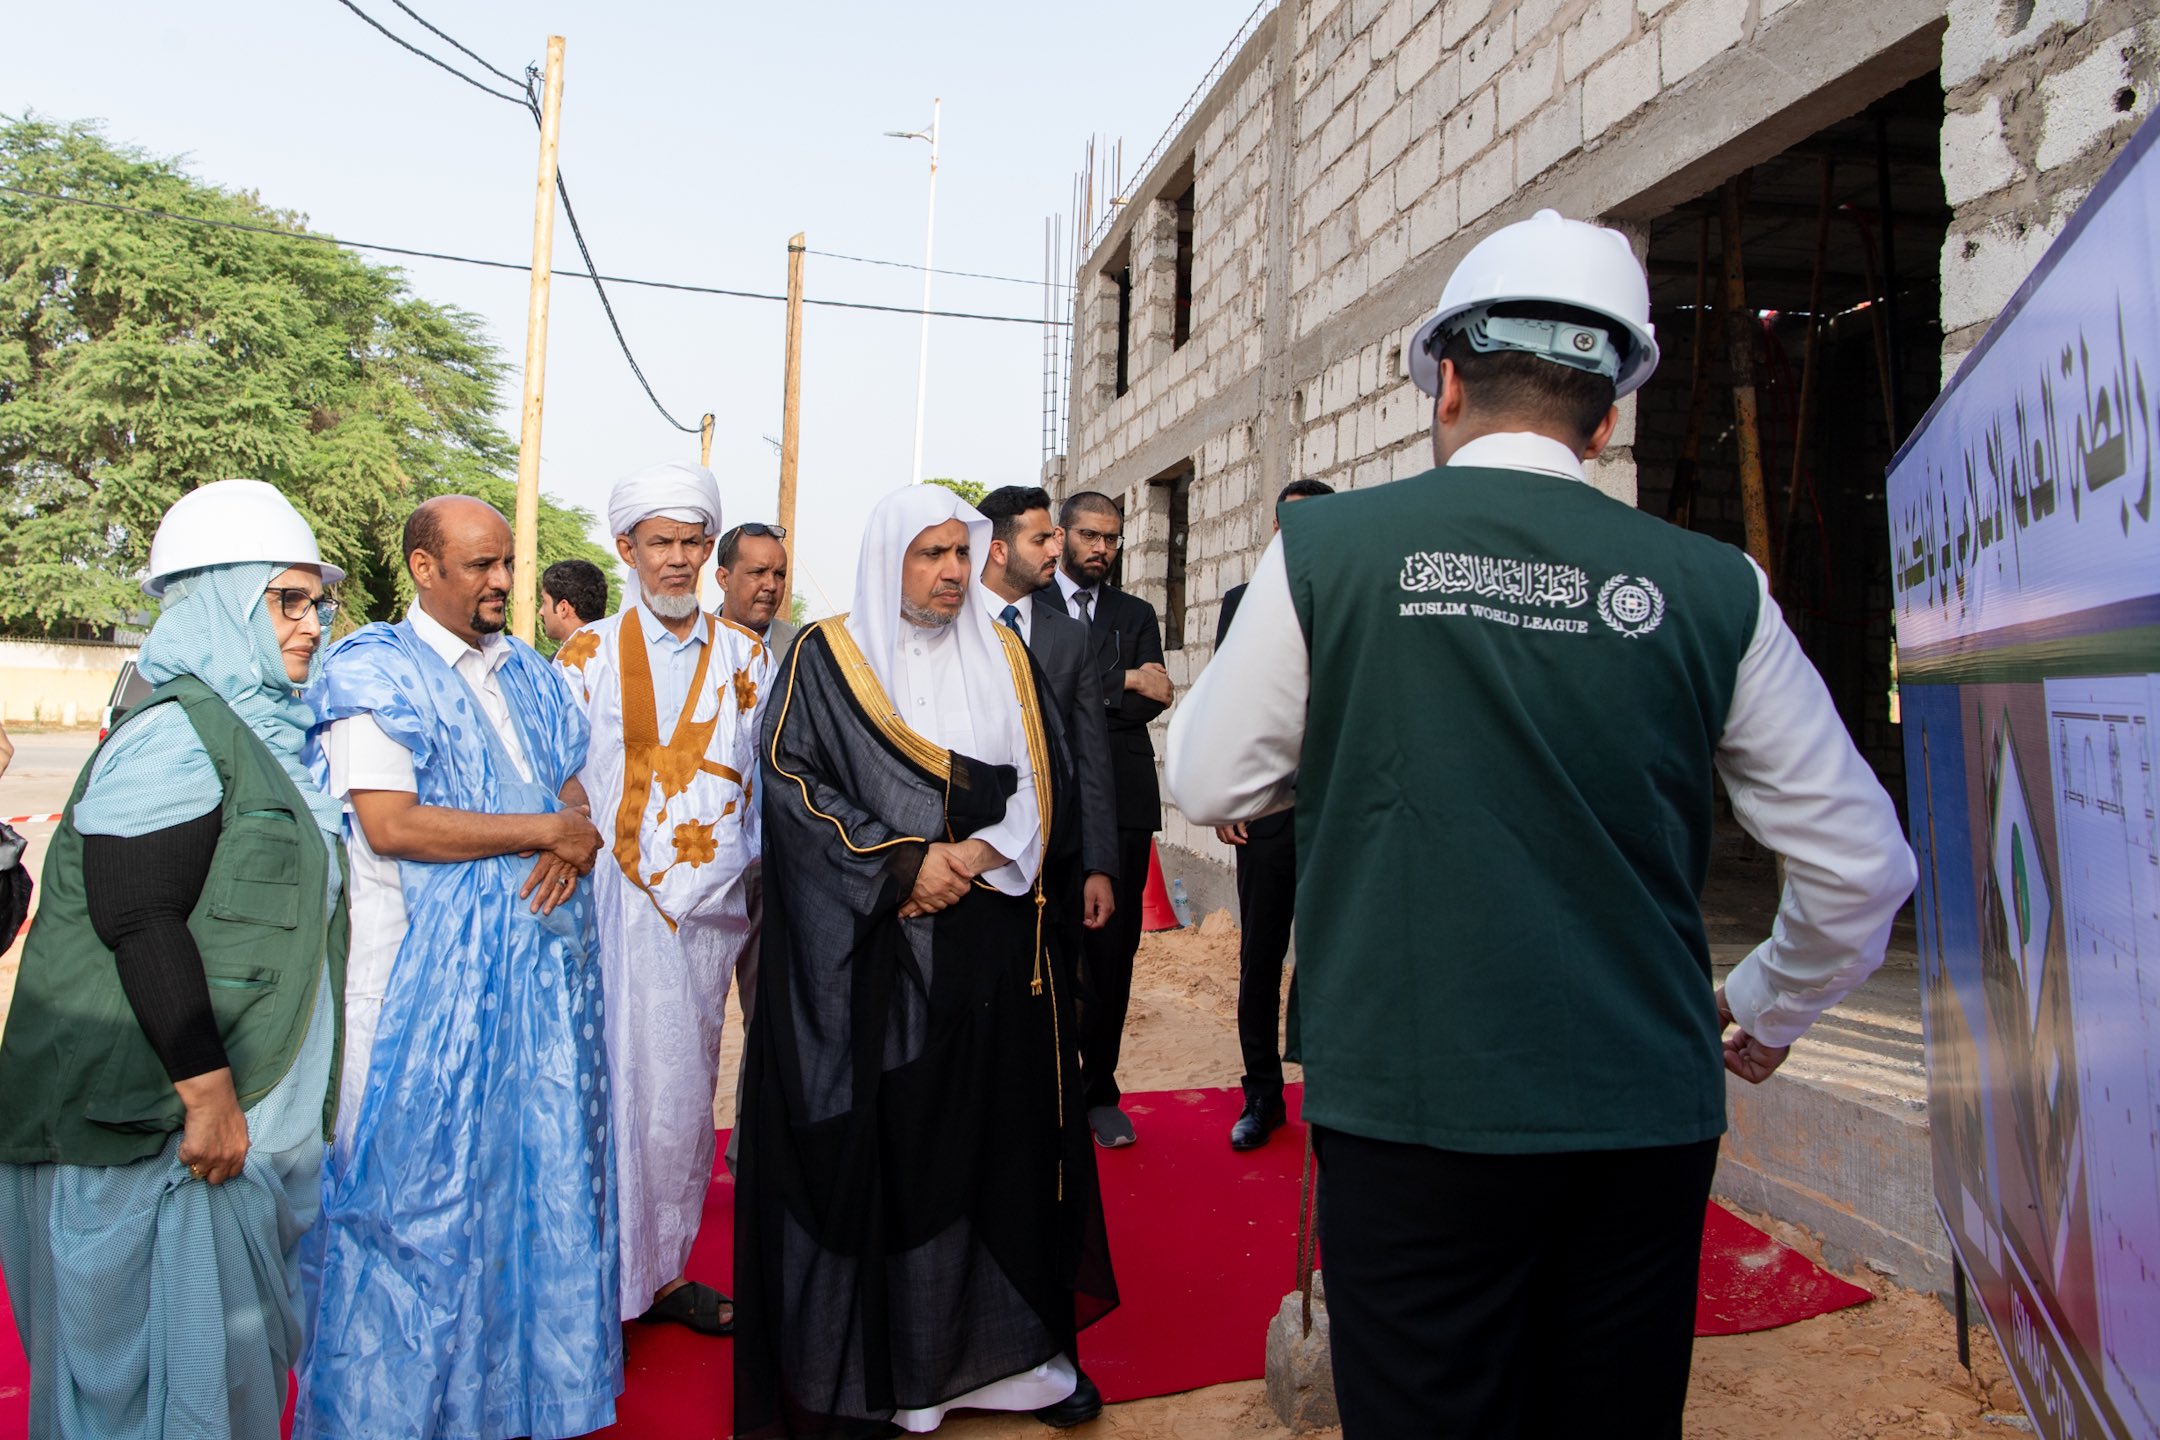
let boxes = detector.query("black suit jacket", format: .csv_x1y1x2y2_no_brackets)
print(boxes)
1041,579,1166,832
1215,583,1292,843
1024,601,1120,879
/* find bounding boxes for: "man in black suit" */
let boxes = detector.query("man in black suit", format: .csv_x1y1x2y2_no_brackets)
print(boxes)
1213,479,1334,1150
1048,491,1174,1148
976,486,1118,932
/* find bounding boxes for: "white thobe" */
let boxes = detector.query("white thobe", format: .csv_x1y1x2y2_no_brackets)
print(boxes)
890,617,1041,892
561,602,770,1317
325,603,531,1153
1164,430,1917,1048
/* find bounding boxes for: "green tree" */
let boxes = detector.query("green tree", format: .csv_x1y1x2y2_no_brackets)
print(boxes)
0,116,610,637
923,476,985,507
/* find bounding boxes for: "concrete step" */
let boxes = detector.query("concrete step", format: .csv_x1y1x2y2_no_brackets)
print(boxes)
1711,948,1948,1295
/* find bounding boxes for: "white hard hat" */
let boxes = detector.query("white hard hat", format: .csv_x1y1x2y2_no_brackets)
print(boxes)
1409,209,1659,399
142,478,346,598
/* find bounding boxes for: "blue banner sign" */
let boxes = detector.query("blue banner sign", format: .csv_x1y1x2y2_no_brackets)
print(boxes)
1891,111,2160,1440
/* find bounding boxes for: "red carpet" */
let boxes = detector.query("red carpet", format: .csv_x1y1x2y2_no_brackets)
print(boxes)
1694,1200,1872,1336
0,1084,1868,1438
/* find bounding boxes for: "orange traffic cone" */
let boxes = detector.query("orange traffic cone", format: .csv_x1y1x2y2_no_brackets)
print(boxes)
1139,840,1182,932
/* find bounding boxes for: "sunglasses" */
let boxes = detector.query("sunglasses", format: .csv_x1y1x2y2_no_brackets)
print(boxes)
723,522,788,543
265,586,339,626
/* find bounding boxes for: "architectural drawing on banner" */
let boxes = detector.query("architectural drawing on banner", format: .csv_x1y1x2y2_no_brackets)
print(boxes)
2045,674,2160,1437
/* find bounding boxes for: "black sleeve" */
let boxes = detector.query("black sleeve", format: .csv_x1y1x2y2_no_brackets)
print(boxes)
1215,584,1246,649
82,808,229,1083
1115,600,1170,725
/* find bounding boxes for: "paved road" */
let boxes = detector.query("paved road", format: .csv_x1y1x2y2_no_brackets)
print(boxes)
2,728,98,819
2,728,99,1028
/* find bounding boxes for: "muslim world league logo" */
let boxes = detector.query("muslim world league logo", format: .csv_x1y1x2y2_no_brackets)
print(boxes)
1597,575,1666,638
1397,551,1668,640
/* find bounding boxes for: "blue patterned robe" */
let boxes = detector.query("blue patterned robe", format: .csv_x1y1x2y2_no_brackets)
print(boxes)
296,620,620,1440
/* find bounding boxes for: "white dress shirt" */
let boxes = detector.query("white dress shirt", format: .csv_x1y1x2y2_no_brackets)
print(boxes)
892,617,1040,893
1163,430,1916,1048
325,603,534,1147
1052,569,1096,623
979,587,1035,643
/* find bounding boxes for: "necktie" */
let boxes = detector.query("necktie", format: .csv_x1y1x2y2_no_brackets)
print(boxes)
999,603,1021,633
1072,589,1093,622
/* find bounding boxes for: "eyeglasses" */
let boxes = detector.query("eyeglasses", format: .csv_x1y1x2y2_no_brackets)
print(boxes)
1069,526,1123,549
722,522,788,544
265,587,339,626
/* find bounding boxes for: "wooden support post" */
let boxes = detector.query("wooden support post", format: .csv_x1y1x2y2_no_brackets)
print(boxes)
777,233,806,563
1780,156,1836,588
699,413,714,468
1666,214,1712,528
511,35,566,646
1719,175,1776,585
1874,108,1906,442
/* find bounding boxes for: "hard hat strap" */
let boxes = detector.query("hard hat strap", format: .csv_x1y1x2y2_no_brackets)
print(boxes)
1444,307,1622,383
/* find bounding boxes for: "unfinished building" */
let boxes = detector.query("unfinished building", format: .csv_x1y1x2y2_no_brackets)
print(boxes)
1053,0,2154,1291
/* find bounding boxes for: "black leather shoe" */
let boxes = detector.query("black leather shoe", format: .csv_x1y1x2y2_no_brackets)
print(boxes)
1033,1369,1103,1427
1228,1084,1286,1150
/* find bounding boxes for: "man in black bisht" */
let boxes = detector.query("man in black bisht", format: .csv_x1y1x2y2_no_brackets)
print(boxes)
735,484,1118,1439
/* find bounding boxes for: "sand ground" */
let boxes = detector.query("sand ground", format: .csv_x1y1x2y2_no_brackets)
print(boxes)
715,914,2032,1440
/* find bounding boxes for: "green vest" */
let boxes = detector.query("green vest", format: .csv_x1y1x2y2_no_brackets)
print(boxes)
0,677,348,1167
1279,465,1761,1153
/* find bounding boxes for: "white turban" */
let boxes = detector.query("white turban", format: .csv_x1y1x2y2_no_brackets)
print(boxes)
608,460,724,540
847,483,1040,895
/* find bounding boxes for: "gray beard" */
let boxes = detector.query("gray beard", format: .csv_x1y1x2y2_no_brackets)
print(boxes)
900,600,956,629
644,588,701,620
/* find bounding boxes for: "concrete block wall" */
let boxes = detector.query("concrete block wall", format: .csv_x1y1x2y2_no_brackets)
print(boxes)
1938,0,2155,378
1068,0,1952,673
1059,0,2146,873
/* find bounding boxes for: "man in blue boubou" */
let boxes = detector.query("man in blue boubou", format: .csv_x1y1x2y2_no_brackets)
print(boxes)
297,495,621,1440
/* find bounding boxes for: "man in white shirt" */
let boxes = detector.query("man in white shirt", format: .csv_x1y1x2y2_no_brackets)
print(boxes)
977,485,1118,932
1165,211,1916,1438
303,494,620,1439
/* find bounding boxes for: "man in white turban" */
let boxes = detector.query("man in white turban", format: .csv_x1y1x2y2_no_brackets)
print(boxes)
733,484,1120,1435
559,459,771,1336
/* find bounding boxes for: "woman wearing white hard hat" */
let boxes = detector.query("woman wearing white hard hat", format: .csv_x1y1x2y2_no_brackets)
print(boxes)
0,478,351,1440
1169,209,1913,1436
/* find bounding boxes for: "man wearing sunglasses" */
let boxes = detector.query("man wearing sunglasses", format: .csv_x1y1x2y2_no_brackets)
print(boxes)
717,522,797,666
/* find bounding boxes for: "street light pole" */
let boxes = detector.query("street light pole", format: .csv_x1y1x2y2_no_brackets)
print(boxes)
887,99,940,484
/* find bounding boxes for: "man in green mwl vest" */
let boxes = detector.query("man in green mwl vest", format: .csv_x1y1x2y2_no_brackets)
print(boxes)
1166,209,1916,1439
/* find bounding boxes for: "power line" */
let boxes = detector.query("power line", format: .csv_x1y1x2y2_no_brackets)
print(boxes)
330,0,702,432
809,248,1073,290
327,0,526,104
0,184,1069,326
514,67,695,435
387,0,523,86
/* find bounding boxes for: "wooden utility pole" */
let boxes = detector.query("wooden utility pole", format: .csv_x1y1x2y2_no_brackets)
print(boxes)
777,233,806,561
511,35,566,645
1719,175,1775,585
699,413,714,468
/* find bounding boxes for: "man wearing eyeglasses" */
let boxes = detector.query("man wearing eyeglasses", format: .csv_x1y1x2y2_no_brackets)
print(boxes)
1049,490,1173,1149
717,522,797,666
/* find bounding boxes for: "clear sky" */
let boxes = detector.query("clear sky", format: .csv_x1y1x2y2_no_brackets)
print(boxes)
2,0,1260,616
